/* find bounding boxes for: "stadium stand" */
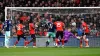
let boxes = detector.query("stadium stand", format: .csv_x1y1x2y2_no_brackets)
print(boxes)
1,0,100,7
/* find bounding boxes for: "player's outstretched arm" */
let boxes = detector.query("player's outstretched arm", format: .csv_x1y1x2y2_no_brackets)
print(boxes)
70,33,80,39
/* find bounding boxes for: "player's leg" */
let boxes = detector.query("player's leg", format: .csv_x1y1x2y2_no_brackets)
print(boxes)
83,33,89,47
46,32,56,47
5,31,10,48
46,32,51,47
85,38,89,47
52,32,56,42
80,36,83,48
55,31,60,47
50,32,56,46
5,31,8,48
21,34,28,47
78,32,85,48
64,39,68,43
32,34,36,47
63,36,69,43
60,31,64,47
27,34,36,47
14,35,21,47
51,32,56,41
5,31,9,48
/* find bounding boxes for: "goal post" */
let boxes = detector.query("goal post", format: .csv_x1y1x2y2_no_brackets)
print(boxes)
5,7,100,47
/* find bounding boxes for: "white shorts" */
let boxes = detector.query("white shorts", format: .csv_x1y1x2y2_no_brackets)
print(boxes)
5,31,10,37
5,31,11,47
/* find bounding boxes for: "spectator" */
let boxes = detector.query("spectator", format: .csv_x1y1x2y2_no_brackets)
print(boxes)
90,23,97,36
71,19,76,27
20,13,28,22
76,18,81,28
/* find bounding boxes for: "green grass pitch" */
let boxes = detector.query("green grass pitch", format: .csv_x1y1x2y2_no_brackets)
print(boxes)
0,47,100,56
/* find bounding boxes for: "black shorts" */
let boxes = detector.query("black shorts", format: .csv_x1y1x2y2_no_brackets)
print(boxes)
78,33,89,36
84,33,89,36
17,34,26,40
31,34,35,38
56,31,63,39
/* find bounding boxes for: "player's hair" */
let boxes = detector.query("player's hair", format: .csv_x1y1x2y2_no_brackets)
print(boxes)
6,16,10,19
56,17,61,21
65,27,71,30
67,27,71,29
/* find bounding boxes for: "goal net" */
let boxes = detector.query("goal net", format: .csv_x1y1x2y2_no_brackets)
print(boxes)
5,7,100,47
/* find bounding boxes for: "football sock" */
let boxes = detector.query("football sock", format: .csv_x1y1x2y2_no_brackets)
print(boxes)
85,39,89,46
80,40,82,48
14,40,18,45
55,38,59,46
24,40,28,46
33,42,36,46
61,39,64,45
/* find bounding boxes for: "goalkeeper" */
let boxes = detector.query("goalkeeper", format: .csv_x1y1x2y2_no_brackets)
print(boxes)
62,27,79,46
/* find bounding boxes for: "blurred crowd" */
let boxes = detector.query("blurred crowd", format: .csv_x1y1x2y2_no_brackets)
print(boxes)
9,11,100,37
1,0,100,7
0,0,100,14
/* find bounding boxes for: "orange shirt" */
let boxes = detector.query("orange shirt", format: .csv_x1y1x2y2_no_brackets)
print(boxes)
29,23,35,34
82,22,90,33
54,21,64,31
17,24,24,35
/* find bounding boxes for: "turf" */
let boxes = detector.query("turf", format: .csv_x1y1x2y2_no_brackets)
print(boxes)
0,47,100,56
